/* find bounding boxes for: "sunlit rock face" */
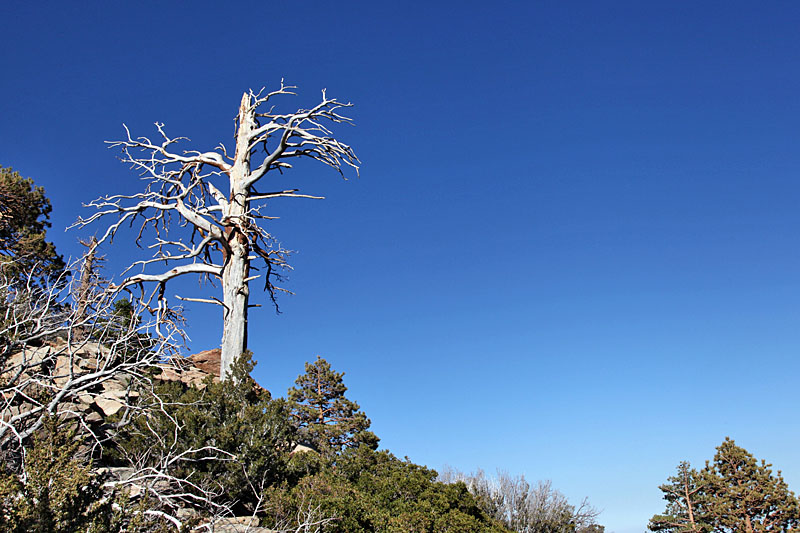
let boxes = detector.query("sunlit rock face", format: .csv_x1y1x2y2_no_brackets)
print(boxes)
2,342,225,425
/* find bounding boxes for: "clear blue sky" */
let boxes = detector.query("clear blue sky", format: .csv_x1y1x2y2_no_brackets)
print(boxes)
2,2,800,531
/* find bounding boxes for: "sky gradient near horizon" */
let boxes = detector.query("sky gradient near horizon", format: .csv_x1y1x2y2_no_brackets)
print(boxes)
2,2,800,531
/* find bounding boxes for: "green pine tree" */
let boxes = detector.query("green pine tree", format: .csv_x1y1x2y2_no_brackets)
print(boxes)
649,462,709,533
702,438,800,532
650,439,800,533
287,356,378,455
0,166,65,287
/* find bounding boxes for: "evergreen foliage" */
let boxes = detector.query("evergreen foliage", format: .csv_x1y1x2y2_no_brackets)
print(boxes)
0,417,120,533
649,461,708,533
110,353,512,531
0,418,186,533
650,438,800,532
703,438,800,532
266,445,510,532
110,352,295,516
287,356,378,455
0,166,65,287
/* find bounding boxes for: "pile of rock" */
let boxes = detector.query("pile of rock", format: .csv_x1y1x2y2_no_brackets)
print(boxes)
2,341,225,426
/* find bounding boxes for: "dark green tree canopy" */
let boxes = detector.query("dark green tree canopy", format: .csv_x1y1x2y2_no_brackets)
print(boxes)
703,438,800,532
287,356,378,455
650,438,800,533
0,166,65,285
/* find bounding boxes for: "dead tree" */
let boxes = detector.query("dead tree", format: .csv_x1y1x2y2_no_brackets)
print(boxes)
73,237,101,339
438,468,603,532
74,82,359,380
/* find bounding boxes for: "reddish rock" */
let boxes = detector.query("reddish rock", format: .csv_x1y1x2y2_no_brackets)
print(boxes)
189,349,221,376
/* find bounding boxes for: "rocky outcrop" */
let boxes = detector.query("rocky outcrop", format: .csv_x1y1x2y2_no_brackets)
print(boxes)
2,342,227,425
189,348,222,376
2,340,138,422
156,349,221,388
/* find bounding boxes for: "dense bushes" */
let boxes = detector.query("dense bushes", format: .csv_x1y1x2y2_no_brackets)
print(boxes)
108,352,295,517
1,344,604,531
110,353,510,531
0,418,120,533
265,445,508,532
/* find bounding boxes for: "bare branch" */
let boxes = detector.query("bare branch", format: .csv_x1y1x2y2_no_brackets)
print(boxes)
1,256,181,466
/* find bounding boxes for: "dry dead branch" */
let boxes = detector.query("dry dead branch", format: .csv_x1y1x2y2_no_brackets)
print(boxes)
1,262,181,460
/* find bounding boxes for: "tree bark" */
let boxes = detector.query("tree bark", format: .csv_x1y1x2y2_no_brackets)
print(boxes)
219,93,254,380
683,472,699,533
74,237,98,340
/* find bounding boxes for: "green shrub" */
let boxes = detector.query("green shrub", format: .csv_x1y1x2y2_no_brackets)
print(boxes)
0,417,120,533
264,445,510,532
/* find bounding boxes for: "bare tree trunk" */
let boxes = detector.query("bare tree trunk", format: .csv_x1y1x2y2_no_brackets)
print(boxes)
74,237,98,341
220,244,249,380
219,94,254,380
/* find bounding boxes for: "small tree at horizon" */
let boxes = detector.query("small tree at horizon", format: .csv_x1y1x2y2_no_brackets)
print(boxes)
75,82,359,380
287,356,378,455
